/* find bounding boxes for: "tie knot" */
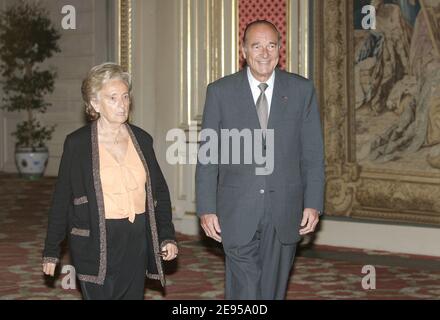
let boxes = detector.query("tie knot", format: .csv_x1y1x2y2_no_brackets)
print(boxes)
258,83,268,92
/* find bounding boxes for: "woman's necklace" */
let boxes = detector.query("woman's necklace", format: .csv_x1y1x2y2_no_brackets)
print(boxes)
113,127,121,144
98,120,122,144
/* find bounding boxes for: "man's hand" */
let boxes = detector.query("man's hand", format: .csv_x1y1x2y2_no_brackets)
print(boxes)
200,213,222,242
42,262,56,277
299,208,320,235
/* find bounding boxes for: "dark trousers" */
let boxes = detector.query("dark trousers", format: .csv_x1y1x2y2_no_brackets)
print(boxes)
224,208,297,300
80,213,148,300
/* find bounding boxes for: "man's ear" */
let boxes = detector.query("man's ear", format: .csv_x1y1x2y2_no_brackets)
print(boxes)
241,46,247,60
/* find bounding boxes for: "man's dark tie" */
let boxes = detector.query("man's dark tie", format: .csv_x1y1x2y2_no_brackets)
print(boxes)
256,83,269,135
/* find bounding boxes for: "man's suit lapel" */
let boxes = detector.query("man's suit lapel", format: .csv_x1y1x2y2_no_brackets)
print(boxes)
267,68,289,130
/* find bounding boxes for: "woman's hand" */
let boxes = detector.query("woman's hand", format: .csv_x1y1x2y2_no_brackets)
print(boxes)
42,262,56,276
160,243,178,261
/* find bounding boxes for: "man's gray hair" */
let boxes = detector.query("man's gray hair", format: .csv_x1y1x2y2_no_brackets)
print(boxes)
242,20,282,46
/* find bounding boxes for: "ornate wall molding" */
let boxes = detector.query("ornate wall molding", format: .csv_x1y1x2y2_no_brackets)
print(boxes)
314,0,440,225
178,0,238,129
173,0,238,214
118,0,132,73
287,0,310,76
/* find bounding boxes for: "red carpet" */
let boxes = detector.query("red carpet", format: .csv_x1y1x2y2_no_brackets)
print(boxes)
0,173,439,299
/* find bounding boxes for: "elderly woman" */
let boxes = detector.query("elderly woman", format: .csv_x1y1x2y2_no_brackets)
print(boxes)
42,62,177,300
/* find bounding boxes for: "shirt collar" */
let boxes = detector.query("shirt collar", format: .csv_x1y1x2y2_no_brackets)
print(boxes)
247,67,275,90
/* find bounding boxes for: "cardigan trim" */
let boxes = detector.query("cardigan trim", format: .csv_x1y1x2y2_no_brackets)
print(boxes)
127,124,165,287
42,257,59,265
93,120,108,284
70,228,90,237
73,196,88,205
77,121,108,285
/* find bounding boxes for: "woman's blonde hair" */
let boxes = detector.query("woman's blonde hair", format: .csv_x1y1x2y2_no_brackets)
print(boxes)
81,62,132,121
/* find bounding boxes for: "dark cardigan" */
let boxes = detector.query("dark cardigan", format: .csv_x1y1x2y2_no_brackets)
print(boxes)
43,121,176,286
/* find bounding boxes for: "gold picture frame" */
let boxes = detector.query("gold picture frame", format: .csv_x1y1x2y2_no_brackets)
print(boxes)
313,0,440,225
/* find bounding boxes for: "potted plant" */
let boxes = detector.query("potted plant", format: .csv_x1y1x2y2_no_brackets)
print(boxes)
0,0,61,180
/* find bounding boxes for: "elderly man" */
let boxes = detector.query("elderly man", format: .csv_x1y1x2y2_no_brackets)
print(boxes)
196,20,325,299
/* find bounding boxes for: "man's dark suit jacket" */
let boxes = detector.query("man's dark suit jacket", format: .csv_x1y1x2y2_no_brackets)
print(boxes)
196,68,325,248
43,121,176,286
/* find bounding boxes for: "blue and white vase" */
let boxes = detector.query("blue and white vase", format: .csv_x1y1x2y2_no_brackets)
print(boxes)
15,146,49,180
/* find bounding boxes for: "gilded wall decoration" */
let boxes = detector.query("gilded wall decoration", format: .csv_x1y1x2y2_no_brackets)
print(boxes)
314,0,440,225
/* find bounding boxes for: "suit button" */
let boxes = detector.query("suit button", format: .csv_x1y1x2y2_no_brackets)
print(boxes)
259,189,265,194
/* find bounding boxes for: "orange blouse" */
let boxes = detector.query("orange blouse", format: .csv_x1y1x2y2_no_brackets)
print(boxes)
99,137,146,223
